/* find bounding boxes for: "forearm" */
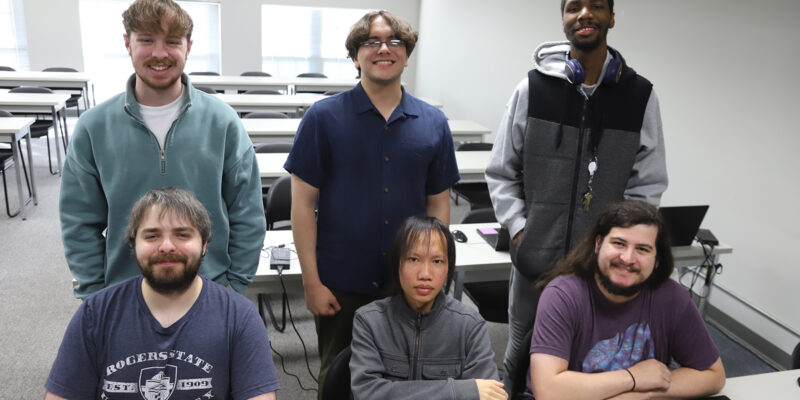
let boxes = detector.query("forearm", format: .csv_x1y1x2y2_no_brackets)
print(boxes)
652,360,725,399
426,189,451,226
533,369,636,400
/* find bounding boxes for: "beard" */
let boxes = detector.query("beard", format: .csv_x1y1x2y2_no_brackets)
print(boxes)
566,25,609,52
591,255,647,297
138,252,201,295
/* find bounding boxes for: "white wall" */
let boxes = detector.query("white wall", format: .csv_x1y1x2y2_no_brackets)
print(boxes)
22,0,84,71
417,0,800,355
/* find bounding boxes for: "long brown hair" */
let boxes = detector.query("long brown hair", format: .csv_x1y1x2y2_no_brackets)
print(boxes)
536,200,673,290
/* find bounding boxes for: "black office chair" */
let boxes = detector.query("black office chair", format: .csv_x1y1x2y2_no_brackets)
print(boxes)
8,86,60,175
243,89,283,95
189,71,220,76
510,327,535,400
240,71,272,77
296,72,327,78
0,66,15,71
792,342,800,369
255,143,293,207
323,90,343,96
193,85,216,94
243,111,289,119
459,209,509,324
452,142,493,210
42,67,84,116
265,174,292,230
321,346,353,400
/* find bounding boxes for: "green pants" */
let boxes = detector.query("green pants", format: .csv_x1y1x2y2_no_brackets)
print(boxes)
314,289,376,400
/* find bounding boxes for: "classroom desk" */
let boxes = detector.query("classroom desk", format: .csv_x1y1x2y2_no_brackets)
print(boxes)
712,369,800,399
244,118,491,144
218,93,444,115
0,70,95,109
0,117,36,218
256,150,491,186
246,223,734,308
190,75,360,94
0,92,70,174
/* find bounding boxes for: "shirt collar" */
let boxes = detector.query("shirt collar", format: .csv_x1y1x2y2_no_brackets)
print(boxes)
351,82,421,122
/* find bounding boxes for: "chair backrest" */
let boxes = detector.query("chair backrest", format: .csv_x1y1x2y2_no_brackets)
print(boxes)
240,71,271,77
511,327,535,398
0,110,13,117
265,175,292,230
244,111,289,119
0,66,15,71
321,346,352,400
255,143,293,153
243,89,282,95
189,71,220,76
10,86,54,94
459,208,497,224
193,86,216,94
792,342,800,369
457,142,493,151
43,67,78,72
297,72,327,78
323,90,343,96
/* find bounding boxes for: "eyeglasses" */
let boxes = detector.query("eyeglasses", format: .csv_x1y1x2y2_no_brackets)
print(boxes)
360,39,405,49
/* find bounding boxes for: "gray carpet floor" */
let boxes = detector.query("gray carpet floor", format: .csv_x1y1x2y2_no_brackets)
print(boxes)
0,119,774,399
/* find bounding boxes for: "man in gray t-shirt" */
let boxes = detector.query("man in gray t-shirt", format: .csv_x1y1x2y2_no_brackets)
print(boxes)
526,200,724,399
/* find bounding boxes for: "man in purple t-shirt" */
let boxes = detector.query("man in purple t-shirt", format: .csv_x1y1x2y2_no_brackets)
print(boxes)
527,200,725,399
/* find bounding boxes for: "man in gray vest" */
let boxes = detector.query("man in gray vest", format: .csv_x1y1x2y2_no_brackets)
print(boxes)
485,0,668,393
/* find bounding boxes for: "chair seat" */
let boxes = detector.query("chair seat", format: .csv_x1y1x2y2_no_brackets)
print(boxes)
452,182,492,209
29,120,54,138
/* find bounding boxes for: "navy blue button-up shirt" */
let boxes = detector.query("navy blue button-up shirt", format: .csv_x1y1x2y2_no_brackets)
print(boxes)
284,84,460,296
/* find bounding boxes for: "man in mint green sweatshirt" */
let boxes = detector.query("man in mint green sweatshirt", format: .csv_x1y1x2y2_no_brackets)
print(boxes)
59,0,265,299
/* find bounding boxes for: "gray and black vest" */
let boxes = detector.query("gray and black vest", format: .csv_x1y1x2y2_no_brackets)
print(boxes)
511,61,653,282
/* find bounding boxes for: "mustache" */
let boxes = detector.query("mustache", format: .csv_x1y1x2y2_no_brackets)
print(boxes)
148,253,187,265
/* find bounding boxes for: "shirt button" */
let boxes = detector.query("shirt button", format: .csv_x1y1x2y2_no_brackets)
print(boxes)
381,252,387,257
384,219,389,225
384,156,389,162
384,187,389,193
384,126,389,131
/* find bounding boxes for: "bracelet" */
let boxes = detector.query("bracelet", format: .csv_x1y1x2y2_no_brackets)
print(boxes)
625,368,636,391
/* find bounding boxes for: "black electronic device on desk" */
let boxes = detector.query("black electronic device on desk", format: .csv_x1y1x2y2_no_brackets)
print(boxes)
659,205,709,246
476,226,510,251
270,246,290,270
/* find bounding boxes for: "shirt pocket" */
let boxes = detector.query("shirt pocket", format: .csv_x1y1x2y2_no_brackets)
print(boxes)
421,360,463,380
381,353,410,381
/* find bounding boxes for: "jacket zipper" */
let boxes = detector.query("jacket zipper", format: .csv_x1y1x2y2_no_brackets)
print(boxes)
411,314,421,379
564,97,589,255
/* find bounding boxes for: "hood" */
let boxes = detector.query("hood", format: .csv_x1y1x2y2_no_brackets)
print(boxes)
532,41,572,81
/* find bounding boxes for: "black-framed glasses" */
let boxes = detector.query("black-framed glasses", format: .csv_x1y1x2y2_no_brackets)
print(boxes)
360,39,405,49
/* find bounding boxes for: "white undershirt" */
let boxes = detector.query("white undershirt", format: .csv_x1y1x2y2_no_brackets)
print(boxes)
139,87,184,150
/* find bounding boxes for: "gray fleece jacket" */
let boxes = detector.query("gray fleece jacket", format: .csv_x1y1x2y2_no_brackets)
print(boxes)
486,40,668,255
350,293,499,399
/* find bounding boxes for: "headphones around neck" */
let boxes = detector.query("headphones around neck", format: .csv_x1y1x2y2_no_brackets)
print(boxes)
564,47,622,86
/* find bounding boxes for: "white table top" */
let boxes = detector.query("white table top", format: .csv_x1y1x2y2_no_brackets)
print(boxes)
0,70,93,85
0,117,35,136
216,93,323,108
716,369,800,399
256,150,491,183
190,75,359,90
0,92,70,108
243,118,490,140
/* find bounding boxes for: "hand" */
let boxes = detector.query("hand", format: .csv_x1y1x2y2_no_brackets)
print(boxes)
627,359,671,392
513,230,523,247
304,283,341,316
475,379,508,400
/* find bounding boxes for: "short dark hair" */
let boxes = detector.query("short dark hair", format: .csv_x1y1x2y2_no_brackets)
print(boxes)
561,0,615,14
123,0,193,41
345,10,418,74
387,215,456,296
536,200,673,290
125,187,211,247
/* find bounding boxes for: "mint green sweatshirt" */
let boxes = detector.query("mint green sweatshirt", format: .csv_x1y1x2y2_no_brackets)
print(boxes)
60,74,265,298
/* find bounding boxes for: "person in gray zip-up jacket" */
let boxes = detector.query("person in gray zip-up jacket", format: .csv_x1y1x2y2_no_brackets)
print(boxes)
350,216,507,399
485,0,667,394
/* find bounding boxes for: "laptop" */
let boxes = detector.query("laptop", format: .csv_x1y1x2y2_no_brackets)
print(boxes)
658,205,709,246
476,226,510,251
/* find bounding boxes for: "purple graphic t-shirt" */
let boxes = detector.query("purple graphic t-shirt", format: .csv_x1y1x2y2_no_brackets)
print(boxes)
527,274,719,393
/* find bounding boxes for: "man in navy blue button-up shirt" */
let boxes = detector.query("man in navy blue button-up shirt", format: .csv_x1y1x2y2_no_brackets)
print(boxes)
283,10,460,397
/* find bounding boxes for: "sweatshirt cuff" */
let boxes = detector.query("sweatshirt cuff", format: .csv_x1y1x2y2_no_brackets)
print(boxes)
452,378,479,400
228,278,247,295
